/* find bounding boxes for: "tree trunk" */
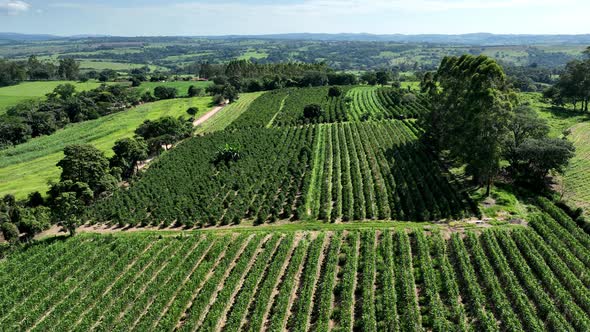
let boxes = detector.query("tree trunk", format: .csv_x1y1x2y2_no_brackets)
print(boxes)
485,178,492,197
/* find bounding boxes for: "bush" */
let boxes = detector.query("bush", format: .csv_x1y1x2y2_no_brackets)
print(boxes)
303,104,324,118
1,222,19,243
153,86,177,100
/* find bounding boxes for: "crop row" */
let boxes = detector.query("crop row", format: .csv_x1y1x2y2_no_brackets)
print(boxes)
307,120,474,221
228,89,290,130
91,125,316,226
91,118,472,226
1,217,590,330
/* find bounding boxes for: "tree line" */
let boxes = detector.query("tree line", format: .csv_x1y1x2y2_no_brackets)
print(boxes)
0,56,80,86
544,47,590,111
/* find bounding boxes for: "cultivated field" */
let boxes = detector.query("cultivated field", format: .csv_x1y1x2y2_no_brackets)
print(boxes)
1,199,589,331
0,97,213,198
91,86,469,226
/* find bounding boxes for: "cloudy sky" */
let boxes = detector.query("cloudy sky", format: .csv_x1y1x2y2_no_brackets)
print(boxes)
0,0,588,36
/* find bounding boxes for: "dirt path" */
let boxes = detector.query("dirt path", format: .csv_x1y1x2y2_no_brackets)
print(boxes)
193,104,225,126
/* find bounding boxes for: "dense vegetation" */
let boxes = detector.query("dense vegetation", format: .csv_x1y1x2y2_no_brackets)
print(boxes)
89,117,473,226
1,201,589,330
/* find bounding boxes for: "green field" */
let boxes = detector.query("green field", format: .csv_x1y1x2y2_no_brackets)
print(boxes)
137,81,212,97
238,50,269,60
524,92,590,137
0,81,110,114
563,122,590,214
0,97,213,199
78,60,166,72
2,200,589,331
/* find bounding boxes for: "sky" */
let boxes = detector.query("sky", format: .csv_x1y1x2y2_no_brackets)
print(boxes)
0,0,588,36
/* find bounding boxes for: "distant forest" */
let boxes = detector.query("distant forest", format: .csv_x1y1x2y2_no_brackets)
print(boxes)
0,35,586,72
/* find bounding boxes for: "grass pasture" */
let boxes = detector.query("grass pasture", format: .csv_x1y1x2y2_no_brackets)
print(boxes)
0,81,109,114
0,97,213,198
137,81,212,97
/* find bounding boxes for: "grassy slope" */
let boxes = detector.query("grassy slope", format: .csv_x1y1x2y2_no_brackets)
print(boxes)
0,97,213,199
137,81,211,97
563,122,590,213
0,81,109,114
194,92,264,134
524,92,590,215
523,92,589,137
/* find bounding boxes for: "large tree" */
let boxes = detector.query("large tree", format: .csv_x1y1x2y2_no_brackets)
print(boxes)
56,144,114,194
110,137,148,179
57,58,80,81
546,49,590,111
423,55,515,195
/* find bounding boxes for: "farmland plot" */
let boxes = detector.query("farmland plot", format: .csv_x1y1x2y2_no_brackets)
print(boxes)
2,204,589,331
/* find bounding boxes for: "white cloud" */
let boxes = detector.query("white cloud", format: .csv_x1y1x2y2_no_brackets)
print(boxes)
168,0,582,14
0,0,31,15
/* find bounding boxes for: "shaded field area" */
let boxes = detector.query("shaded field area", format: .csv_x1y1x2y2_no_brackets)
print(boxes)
2,201,589,331
0,97,213,198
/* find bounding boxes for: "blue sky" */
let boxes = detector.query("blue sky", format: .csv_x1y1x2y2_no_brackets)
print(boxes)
0,0,588,36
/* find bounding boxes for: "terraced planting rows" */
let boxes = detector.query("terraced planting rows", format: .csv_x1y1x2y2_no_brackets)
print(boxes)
2,207,589,331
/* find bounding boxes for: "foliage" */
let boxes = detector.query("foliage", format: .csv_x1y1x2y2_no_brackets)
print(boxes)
0,222,19,243
214,143,242,164
423,55,515,195
328,86,343,98
545,54,590,111
0,83,144,147
303,104,324,119
56,144,115,195
153,86,178,100
135,116,192,154
511,138,575,186
110,137,148,179
0,97,209,199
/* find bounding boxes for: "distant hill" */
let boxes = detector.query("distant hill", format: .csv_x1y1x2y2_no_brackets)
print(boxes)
2,32,590,45
216,33,590,45
0,32,60,41
0,32,109,41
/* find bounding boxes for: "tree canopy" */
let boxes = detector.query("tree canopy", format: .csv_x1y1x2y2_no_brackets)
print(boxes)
423,55,515,195
56,144,115,195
